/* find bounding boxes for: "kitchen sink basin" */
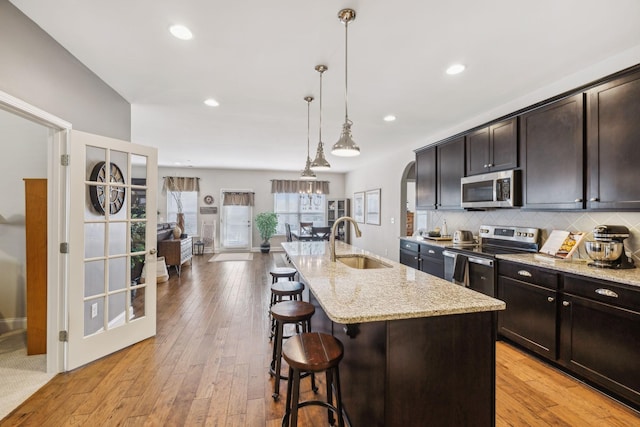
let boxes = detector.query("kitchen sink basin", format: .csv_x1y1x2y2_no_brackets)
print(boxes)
336,254,391,269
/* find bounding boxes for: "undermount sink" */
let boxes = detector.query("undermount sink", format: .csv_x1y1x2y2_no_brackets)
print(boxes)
336,254,392,269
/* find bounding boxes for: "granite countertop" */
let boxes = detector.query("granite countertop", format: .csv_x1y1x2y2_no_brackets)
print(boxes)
282,241,505,324
497,253,640,289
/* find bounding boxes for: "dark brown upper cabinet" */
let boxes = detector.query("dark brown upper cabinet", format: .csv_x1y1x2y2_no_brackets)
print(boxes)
437,137,465,210
466,117,518,176
415,146,436,209
520,94,584,210
587,69,640,210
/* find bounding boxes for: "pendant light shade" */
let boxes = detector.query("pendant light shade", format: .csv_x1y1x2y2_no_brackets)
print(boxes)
332,8,360,157
300,96,317,180
311,65,331,170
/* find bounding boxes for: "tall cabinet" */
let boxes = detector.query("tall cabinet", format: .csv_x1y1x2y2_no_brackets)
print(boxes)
326,198,350,243
24,178,47,355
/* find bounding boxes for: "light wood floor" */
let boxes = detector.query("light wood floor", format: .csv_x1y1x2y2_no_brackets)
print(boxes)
2,253,638,426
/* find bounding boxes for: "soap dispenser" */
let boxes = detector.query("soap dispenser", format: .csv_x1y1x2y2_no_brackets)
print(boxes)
442,219,448,237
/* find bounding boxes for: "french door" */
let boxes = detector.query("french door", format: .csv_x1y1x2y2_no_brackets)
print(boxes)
66,130,157,370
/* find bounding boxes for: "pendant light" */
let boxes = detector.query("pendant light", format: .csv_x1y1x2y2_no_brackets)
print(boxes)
332,8,360,157
300,96,317,180
311,64,331,170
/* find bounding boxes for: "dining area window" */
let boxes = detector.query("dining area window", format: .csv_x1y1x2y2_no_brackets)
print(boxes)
274,193,325,235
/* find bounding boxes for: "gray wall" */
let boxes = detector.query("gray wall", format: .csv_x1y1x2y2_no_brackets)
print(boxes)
0,109,48,333
0,0,131,140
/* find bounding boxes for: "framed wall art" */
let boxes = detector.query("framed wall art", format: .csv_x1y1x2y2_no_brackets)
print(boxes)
365,188,381,225
353,191,365,223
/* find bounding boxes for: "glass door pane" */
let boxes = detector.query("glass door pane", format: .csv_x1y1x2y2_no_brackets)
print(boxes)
222,205,251,249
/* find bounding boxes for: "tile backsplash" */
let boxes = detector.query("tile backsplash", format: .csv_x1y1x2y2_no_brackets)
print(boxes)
415,209,640,263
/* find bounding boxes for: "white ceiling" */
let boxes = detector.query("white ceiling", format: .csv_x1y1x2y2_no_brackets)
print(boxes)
10,0,640,173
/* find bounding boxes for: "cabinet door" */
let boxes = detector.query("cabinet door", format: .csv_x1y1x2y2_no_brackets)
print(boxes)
521,94,584,209
497,276,557,359
560,294,640,407
415,147,436,209
399,249,420,269
587,70,640,209
437,136,464,209
420,257,444,279
466,127,490,176
489,118,518,172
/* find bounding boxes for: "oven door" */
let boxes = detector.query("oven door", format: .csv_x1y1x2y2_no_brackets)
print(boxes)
468,259,496,297
443,250,495,297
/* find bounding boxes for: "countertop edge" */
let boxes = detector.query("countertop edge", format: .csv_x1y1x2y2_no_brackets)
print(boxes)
284,241,505,324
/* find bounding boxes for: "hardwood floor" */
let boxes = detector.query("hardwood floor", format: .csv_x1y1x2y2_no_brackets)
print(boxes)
2,253,638,426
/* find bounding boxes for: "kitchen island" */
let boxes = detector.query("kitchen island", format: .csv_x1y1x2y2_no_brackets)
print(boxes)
282,240,505,427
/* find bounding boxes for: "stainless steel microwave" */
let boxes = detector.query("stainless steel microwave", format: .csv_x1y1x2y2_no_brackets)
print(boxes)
461,170,520,208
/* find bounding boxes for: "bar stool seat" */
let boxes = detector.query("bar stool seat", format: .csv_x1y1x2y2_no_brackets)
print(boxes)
282,332,346,427
270,301,315,401
270,267,297,283
269,281,305,340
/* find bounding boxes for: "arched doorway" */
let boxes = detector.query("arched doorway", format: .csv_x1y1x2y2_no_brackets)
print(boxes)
400,161,416,238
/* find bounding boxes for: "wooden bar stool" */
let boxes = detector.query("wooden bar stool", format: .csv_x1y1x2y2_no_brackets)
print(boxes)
281,332,346,427
269,281,305,340
270,267,297,283
270,301,315,401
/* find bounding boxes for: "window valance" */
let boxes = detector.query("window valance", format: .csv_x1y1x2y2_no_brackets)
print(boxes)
270,180,329,194
162,176,200,193
222,191,255,206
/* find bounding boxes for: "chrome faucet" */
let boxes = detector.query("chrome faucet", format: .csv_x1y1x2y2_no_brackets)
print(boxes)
330,216,362,261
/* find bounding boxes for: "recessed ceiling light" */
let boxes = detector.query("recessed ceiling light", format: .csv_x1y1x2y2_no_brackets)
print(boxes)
446,64,466,75
169,24,193,40
204,98,219,107
383,115,396,122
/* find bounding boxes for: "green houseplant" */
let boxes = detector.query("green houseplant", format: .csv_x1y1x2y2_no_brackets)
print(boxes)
255,212,278,253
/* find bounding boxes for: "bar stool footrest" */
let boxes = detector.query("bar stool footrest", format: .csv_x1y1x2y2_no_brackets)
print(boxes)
281,401,343,427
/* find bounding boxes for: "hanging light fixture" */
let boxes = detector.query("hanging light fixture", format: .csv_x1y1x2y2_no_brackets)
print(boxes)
300,96,317,180
332,8,360,157
311,64,331,170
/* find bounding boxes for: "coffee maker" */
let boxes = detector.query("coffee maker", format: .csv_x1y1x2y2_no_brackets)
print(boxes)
585,225,636,269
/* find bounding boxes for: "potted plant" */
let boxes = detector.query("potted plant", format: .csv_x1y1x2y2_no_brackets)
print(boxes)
255,212,278,253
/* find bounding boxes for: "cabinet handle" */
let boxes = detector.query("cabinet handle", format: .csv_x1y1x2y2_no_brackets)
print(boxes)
483,164,489,168
405,243,411,248
562,301,570,307
589,197,599,202
428,249,435,254
517,270,532,277
574,198,582,203
488,163,493,167
414,257,419,260
547,297,555,302
595,288,619,298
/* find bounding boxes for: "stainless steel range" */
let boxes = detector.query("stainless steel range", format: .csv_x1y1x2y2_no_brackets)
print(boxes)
443,225,541,297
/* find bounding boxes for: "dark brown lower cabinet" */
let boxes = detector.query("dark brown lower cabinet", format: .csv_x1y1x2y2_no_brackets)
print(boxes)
497,276,558,359
560,276,640,408
310,294,497,427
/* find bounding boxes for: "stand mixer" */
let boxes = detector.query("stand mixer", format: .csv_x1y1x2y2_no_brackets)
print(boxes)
585,225,636,269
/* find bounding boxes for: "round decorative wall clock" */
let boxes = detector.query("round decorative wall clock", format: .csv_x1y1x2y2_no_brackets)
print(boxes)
89,161,126,215
203,195,214,205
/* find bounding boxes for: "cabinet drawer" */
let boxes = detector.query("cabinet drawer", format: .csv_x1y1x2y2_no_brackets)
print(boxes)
498,261,558,289
400,240,419,253
564,275,640,312
420,244,443,260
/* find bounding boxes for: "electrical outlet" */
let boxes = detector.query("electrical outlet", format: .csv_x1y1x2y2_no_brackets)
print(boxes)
91,303,98,319
390,217,395,224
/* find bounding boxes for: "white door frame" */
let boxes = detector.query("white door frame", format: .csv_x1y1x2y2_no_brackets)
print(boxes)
219,189,253,251
0,90,71,374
